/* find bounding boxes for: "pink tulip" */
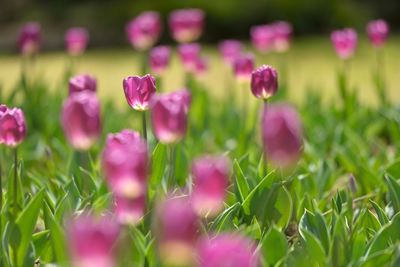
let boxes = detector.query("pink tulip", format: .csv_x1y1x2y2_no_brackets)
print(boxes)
218,40,243,65
251,24,274,53
61,91,101,151
102,129,148,198
169,9,205,43
367,19,389,48
233,53,255,82
272,21,292,52
66,214,120,267
18,22,41,56
0,106,27,147
178,43,201,72
69,74,97,95
65,27,89,55
114,194,146,225
123,74,156,111
251,65,278,100
194,56,208,76
126,11,162,51
197,234,260,267
262,104,303,169
155,195,199,266
191,155,231,216
149,45,171,74
150,90,190,144
331,28,358,59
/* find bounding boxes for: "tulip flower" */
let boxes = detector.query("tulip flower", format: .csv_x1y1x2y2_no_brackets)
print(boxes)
218,40,243,65
149,45,171,75
233,53,255,82
367,19,389,48
65,27,89,55
69,74,97,95
123,74,156,111
126,11,162,51
331,28,358,60
262,104,303,169
272,21,292,52
18,22,41,56
114,194,146,225
61,91,101,151
251,65,278,100
191,155,231,216
178,43,201,73
197,234,260,267
0,106,27,147
66,214,120,267
251,24,274,53
155,195,199,266
169,9,205,43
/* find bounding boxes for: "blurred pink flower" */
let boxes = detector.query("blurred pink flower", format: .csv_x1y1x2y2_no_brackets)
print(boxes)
178,43,201,72
218,40,243,65
149,45,171,74
272,21,292,52
65,27,89,55
114,194,146,225
251,24,274,53
169,8,205,43
69,74,97,95
123,74,156,111
126,11,162,51
367,19,389,48
233,53,255,82
331,28,358,59
18,22,41,56
251,65,278,100
0,106,27,147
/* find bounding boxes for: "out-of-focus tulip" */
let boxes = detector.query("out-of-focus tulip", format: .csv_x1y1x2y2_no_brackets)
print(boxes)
169,9,205,43
197,234,260,267
69,74,97,95
126,11,162,51
331,28,358,59
191,155,231,216
272,21,292,52
114,194,146,225
233,53,255,82
61,91,101,151
66,214,120,267
123,74,156,111
18,22,41,56
178,43,201,72
150,90,190,144
251,24,274,53
218,40,243,65
0,106,27,147
262,104,303,169
155,195,199,266
251,65,278,100
149,45,171,74
65,27,89,55
102,129,148,198
194,56,208,76
367,19,389,48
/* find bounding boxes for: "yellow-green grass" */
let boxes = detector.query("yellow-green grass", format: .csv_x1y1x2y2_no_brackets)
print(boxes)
0,36,399,107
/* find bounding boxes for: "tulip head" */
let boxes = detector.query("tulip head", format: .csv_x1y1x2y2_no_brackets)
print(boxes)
331,28,358,59
0,106,27,147
251,65,278,100
18,22,41,56
367,19,389,48
272,21,292,52
149,45,171,75
233,53,255,82
126,11,162,51
169,8,205,43
69,74,97,95
123,74,156,111
218,40,243,65
65,27,89,55
250,24,274,53
178,43,201,72
114,194,146,226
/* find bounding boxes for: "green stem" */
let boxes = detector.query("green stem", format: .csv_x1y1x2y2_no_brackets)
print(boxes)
375,48,386,104
263,100,268,177
13,148,18,220
168,145,176,188
142,111,147,141
141,52,147,75
0,149,2,240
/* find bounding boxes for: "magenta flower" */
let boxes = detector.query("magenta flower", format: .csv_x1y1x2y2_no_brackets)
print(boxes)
218,40,243,65
197,234,260,267
262,104,303,169
191,155,231,216
194,56,208,76
155,195,199,266
102,129,148,198
61,91,101,151
331,28,358,59
123,74,156,111
149,45,171,74
69,74,97,95
114,194,146,225
250,24,274,53
169,8,205,43
150,90,191,144
233,53,255,82
126,11,162,51
18,22,41,56
65,27,89,55
0,106,27,147
251,65,278,100
367,19,389,48
178,43,201,72
272,21,292,52
66,214,120,267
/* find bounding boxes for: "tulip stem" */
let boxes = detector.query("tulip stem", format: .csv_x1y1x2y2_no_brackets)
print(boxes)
141,52,147,75
142,112,147,141
168,145,176,187
263,100,268,177
0,149,3,238
375,48,386,104
13,148,18,220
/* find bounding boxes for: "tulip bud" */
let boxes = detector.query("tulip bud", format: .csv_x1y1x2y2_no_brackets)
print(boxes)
150,90,190,144
66,214,120,267
126,11,162,51
262,104,303,169
114,194,146,225
123,74,156,111
178,43,201,72
272,21,292,52
250,24,274,53
233,53,255,82
197,234,260,267
65,27,89,55
169,9,205,43
331,28,358,59
61,91,101,151
149,45,171,74
18,22,41,56
102,130,148,198
218,40,243,65
155,195,199,266
69,74,97,95
251,65,278,100
0,106,27,147
367,19,389,48
191,155,231,217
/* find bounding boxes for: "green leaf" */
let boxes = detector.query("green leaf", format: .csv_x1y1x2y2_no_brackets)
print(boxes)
262,226,288,266
299,210,330,254
384,174,400,213
149,143,168,191
234,159,250,203
299,228,326,265
369,200,389,226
